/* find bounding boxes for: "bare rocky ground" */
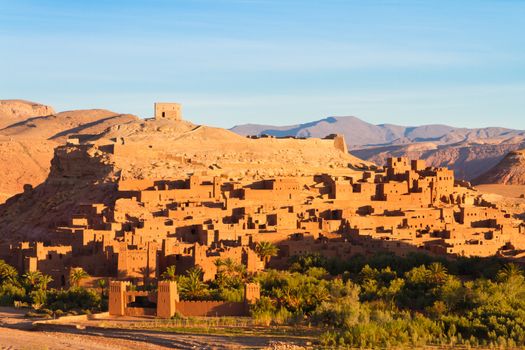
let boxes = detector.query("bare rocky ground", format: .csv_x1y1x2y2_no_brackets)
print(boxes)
0,308,309,350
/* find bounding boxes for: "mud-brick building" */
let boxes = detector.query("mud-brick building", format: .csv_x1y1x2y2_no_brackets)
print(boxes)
108,280,260,318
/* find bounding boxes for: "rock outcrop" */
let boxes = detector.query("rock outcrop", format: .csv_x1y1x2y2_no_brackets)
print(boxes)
0,101,138,202
474,150,525,185
0,99,55,128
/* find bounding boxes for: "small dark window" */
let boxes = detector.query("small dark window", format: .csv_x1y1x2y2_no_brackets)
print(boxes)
162,112,165,117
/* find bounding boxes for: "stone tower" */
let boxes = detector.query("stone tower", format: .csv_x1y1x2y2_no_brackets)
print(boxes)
108,281,128,316
155,102,182,121
157,280,179,318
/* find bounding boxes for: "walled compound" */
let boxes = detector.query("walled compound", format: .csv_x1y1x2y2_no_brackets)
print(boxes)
1,104,524,290
108,281,260,318
2,156,523,288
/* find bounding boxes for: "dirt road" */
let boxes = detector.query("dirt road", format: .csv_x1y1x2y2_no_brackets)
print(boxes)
0,308,307,350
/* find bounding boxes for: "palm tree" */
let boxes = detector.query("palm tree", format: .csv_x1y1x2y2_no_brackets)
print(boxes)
97,279,107,296
255,241,279,265
161,265,177,281
38,274,53,290
428,262,448,285
180,267,208,300
23,271,43,290
69,267,90,288
497,263,523,282
215,258,247,290
0,260,19,283
216,258,244,278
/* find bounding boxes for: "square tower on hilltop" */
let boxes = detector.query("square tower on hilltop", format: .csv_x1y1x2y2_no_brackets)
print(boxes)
155,102,182,120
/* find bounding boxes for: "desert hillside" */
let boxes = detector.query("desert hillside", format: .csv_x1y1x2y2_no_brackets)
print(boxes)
0,115,364,241
0,99,55,128
86,118,365,180
0,100,138,202
474,150,525,185
352,141,525,181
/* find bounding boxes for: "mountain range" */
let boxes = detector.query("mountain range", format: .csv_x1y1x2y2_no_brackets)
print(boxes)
1,100,524,204
231,116,525,181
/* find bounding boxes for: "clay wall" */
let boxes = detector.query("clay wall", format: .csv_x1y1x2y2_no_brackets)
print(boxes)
126,307,156,316
175,301,248,316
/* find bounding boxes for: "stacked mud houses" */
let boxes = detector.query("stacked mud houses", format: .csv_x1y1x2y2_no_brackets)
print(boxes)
1,104,524,294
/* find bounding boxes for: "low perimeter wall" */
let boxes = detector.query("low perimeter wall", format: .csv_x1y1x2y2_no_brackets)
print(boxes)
175,301,248,317
125,307,156,317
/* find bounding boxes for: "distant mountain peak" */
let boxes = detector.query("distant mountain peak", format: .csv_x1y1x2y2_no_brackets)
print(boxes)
230,116,523,149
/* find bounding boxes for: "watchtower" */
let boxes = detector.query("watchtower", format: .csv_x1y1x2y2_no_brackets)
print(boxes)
154,102,182,121
108,281,129,316
157,280,179,318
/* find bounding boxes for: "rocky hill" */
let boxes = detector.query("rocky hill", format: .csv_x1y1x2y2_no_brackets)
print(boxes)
0,115,365,241
473,150,525,185
1,109,136,141
351,141,525,181
232,116,525,181
0,99,55,128
0,100,138,202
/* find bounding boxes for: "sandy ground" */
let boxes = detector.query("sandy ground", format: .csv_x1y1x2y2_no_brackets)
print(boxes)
475,184,525,219
0,308,309,350
475,184,525,199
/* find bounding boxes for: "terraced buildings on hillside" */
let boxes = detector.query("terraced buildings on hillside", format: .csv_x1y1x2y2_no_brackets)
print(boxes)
1,104,524,289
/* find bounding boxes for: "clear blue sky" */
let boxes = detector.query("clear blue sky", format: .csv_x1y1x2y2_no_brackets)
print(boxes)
1,0,524,128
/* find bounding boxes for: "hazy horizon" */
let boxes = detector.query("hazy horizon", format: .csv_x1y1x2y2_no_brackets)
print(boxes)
1,0,524,129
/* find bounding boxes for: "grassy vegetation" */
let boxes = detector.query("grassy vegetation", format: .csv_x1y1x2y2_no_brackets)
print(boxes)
113,316,317,338
0,261,103,317
252,252,525,348
5,250,525,348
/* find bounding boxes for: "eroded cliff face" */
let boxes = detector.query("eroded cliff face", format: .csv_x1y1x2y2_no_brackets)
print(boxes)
49,144,118,183
0,144,120,242
474,150,525,185
0,100,138,202
0,100,55,128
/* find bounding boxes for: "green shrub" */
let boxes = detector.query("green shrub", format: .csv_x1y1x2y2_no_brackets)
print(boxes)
0,282,26,306
46,287,101,312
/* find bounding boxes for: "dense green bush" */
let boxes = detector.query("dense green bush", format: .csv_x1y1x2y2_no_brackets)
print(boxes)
4,253,525,347
0,282,25,306
45,287,102,312
0,259,103,314
251,254,525,348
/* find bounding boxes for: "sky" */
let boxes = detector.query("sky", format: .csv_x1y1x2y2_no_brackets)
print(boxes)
0,0,524,129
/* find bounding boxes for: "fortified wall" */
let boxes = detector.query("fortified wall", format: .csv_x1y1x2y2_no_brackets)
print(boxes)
108,280,260,318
